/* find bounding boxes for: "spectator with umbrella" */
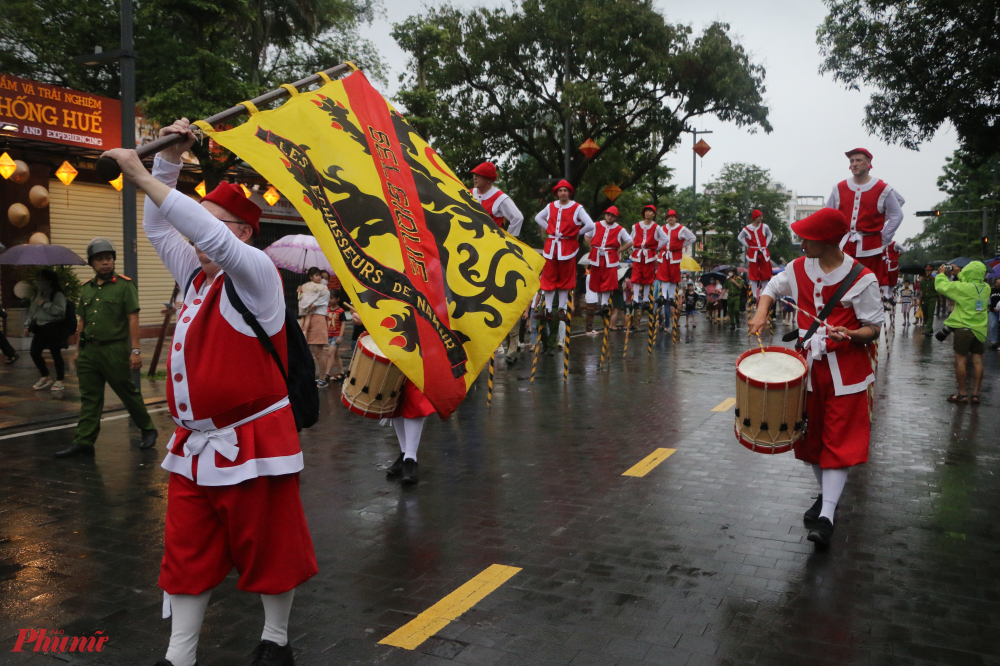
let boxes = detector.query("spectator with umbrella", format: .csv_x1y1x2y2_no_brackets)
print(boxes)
23,269,68,391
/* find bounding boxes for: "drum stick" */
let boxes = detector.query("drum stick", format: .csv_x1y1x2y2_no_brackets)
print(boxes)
753,331,766,355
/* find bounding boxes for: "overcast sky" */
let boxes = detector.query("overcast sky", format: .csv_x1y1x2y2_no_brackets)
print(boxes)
359,0,957,243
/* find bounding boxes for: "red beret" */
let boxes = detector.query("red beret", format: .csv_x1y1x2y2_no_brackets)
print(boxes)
552,179,574,195
203,183,261,236
605,206,619,217
665,209,678,218
791,208,847,244
642,204,657,213
470,161,498,180
751,209,763,221
845,147,873,162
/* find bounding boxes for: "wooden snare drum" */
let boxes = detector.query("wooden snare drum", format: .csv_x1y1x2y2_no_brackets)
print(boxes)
735,346,808,454
341,334,406,418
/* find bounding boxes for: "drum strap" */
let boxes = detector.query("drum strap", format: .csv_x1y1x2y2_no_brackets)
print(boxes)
784,261,864,346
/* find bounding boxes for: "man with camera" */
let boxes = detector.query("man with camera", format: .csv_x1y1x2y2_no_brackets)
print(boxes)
934,261,989,404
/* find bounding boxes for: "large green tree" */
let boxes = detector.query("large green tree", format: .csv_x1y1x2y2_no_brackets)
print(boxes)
818,0,1000,162
391,0,770,221
0,0,384,187
697,163,795,266
905,150,999,266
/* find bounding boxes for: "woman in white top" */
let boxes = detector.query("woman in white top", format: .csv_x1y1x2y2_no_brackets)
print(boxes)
298,267,330,386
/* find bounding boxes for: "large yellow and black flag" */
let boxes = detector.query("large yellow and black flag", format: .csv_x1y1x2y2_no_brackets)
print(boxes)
197,68,543,418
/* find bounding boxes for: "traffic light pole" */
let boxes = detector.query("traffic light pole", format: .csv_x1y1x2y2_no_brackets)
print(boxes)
915,208,996,257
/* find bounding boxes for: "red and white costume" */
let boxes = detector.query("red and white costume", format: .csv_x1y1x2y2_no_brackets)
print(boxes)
588,220,632,293
655,220,696,299
470,186,524,237
883,240,905,298
630,221,668,285
144,156,317,611
826,178,904,286
763,253,884,468
533,181,595,312
737,213,773,298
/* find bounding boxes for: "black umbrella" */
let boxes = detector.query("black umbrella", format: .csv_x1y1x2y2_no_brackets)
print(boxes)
0,244,86,266
699,271,725,286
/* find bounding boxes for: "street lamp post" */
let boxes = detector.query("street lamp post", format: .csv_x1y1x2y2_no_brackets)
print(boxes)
686,129,712,258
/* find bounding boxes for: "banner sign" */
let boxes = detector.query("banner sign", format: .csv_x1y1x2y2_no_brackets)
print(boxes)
0,74,121,149
198,69,543,417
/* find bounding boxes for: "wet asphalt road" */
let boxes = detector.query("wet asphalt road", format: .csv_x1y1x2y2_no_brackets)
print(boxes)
1,314,998,666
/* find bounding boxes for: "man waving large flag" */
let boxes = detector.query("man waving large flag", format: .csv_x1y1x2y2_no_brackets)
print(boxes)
198,67,543,417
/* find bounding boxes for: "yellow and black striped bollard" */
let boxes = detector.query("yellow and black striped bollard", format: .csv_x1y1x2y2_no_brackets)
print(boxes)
564,293,573,382
487,352,495,409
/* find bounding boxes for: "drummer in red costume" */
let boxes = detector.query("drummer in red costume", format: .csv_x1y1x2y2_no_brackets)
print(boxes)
585,206,633,314
630,205,668,312
102,119,317,666
737,209,773,300
749,208,884,548
654,210,696,314
469,161,526,362
826,148,905,288
469,161,524,237
533,180,595,321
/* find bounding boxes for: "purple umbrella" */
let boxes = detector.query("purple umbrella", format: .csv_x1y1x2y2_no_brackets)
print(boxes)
264,235,334,274
0,244,86,266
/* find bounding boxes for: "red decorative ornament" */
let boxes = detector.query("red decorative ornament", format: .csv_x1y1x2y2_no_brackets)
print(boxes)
602,184,622,202
579,138,600,160
693,139,711,158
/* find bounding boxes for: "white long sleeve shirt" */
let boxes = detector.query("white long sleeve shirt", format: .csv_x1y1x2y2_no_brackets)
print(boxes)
763,256,885,328
737,223,773,248
826,181,905,245
471,186,524,237
143,155,285,336
534,202,596,237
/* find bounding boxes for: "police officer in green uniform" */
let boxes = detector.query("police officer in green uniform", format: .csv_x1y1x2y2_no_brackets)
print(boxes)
55,239,158,458
724,271,745,329
919,263,938,337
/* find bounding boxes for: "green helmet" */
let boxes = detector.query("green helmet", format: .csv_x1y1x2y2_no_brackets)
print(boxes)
86,238,117,262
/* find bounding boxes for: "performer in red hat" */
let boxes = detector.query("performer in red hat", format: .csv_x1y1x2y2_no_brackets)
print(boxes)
737,209,773,299
102,118,317,666
533,180,595,321
630,205,668,312
883,240,906,301
654,210,696,317
826,148,905,288
749,208,884,549
585,206,633,313
470,161,524,237
470,161,526,362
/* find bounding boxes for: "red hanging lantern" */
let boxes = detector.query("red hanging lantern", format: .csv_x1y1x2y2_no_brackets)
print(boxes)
579,138,600,160
693,139,711,158
602,184,622,202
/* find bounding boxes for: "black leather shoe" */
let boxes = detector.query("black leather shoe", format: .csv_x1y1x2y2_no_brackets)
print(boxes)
803,494,823,523
807,517,834,548
251,640,293,666
401,459,419,486
55,443,95,459
642,302,652,312
387,453,404,477
154,660,196,666
140,429,158,450
557,308,570,322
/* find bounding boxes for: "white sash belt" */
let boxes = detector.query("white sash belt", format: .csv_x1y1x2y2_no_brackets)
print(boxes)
171,397,290,463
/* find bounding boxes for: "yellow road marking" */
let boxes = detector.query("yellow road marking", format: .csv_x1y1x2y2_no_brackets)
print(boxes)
711,397,737,412
622,448,676,477
379,564,521,650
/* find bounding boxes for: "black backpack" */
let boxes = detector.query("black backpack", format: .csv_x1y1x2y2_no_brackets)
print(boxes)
62,299,77,349
186,270,319,431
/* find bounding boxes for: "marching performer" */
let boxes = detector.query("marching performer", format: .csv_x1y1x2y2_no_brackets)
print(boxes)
585,206,633,313
102,119,317,666
385,364,436,486
470,161,524,237
737,209,773,299
883,240,905,301
655,210,696,314
826,148,905,287
749,208,884,548
534,180,595,322
470,161,526,362
630,205,668,311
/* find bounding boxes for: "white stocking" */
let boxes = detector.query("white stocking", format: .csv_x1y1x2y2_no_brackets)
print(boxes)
558,290,569,310
261,589,295,646
543,290,555,311
642,284,651,302
632,283,641,302
758,279,769,298
820,468,849,523
810,463,823,486
393,417,425,462
881,285,893,299
165,590,212,666
600,292,610,306
665,282,677,299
